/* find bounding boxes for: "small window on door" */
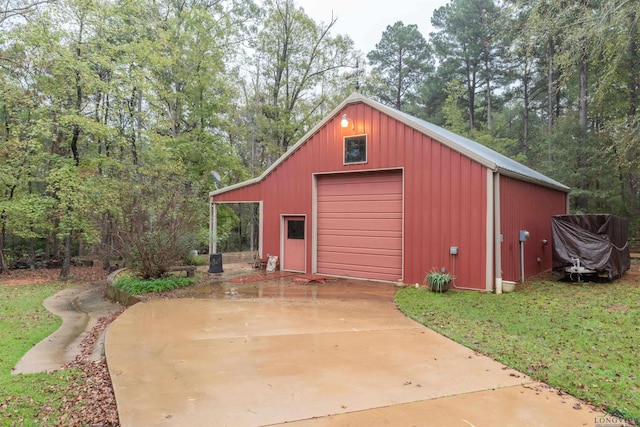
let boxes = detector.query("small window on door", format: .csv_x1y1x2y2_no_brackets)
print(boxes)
287,220,305,239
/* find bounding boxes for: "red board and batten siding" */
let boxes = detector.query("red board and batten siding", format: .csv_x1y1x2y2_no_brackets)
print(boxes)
402,136,488,289
499,175,567,281
213,101,490,288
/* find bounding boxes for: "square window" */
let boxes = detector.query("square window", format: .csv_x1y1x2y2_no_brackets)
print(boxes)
344,135,367,164
287,220,305,240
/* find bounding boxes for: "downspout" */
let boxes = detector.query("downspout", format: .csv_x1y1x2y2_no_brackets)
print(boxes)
494,172,503,294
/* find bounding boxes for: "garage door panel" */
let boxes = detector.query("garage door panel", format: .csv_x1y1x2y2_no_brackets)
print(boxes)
318,219,402,233
317,248,402,259
318,252,402,268
318,194,402,203
318,212,402,221
318,200,402,213
317,171,403,281
318,228,402,239
318,230,402,242
318,236,402,251
318,180,402,196
319,265,401,282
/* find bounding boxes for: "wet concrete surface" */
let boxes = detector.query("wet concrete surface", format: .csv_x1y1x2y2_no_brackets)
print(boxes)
13,282,122,374
175,276,397,301
106,267,604,426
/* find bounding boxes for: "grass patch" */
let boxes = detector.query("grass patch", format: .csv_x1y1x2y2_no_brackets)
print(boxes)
0,282,81,425
113,276,195,294
395,279,640,419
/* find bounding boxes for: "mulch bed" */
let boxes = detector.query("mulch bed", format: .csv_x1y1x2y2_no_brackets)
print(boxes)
292,274,331,284
47,308,126,427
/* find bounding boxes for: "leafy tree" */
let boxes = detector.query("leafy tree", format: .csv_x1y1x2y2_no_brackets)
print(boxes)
513,0,629,215
366,21,433,112
586,1,640,231
248,0,356,165
0,0,254,276
441,79,468,134
431,0,507,131
0,137,50,271
47,162,100,278
112,146,202,279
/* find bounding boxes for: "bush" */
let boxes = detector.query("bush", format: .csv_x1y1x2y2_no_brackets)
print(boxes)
113,276,195,294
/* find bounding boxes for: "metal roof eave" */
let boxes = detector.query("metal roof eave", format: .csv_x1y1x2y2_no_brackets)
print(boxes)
209,93,365,198
210,92,570,197
358,96,570,193
358,97,499,172
496,168,570,192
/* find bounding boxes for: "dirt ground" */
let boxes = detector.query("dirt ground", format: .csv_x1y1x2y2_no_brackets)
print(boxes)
526,256,640,286
0,265,110,286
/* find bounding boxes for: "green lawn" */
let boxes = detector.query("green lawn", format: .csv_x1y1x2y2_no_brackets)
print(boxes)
0,282,80,426
396,276,640,421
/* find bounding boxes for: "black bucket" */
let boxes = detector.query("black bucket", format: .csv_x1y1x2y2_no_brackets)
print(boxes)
209,253,223,273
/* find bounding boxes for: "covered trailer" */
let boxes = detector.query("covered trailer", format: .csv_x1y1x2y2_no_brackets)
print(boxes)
552,214,631,280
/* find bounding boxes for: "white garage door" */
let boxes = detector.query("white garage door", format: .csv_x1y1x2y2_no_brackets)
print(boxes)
317,171,403,281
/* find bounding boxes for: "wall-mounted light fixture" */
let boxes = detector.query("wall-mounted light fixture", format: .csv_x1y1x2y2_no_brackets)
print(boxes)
341,114,355,131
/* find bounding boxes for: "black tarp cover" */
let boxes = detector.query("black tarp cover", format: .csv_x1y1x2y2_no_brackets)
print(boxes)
552,214,630,278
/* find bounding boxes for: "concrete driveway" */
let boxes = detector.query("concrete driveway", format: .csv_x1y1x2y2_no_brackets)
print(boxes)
105,276,602,426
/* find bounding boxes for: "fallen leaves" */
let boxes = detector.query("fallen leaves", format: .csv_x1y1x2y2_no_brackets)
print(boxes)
1,265,109,286
36,308,126,427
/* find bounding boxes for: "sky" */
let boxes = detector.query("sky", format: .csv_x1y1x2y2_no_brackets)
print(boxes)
295,0,450,55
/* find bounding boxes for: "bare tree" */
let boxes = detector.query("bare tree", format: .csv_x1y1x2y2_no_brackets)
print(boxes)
1,0,53,25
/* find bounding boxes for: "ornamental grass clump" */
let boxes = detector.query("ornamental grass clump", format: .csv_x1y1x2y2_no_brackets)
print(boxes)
425,269,454,293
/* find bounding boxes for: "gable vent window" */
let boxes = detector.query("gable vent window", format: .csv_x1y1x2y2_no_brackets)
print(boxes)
344,135,367,164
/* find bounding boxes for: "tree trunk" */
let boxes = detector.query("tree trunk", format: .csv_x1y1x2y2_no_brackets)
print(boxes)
0,215,7,273
44,233,51,262
576,56,589,212
547,37,555,132
29,238,35,267
578,59,588,132
484,53,492,131
101,213,112,271
59,234,72,280
467,69,476,132
522,61,530,158
52,231,59,261
626,11,640,223
71,21,84,167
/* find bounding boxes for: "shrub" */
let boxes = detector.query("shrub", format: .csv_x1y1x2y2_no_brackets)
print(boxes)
113,276,195,294
425,269,454,293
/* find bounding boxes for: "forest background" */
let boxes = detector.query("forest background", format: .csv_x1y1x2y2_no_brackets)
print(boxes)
1,0,639,278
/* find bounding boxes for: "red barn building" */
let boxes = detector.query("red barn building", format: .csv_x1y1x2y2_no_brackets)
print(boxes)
209,93,569,291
